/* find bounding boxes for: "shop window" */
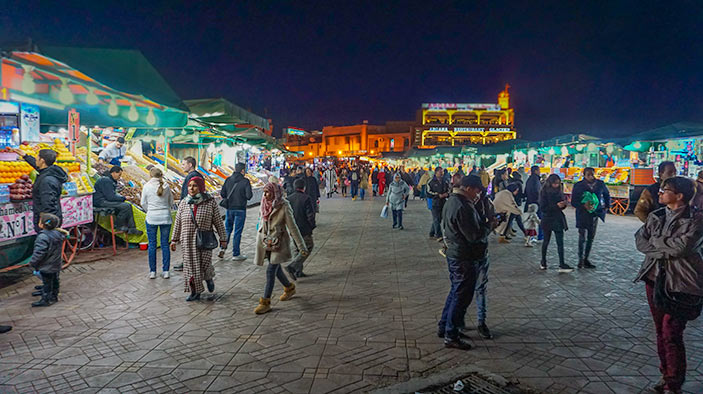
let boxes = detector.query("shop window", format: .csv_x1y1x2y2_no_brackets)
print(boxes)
374,140,379,148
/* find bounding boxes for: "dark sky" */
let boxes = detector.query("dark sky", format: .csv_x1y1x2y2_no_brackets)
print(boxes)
2,1,701,139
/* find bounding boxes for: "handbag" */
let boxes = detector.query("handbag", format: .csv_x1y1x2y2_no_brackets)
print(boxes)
190,207,218,250
654,262,703,320
261,220,281,252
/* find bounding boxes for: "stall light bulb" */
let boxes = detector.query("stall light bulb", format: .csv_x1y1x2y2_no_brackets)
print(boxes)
108,97,118,116
21,66,36,94
127,103,139,122
58,79,74,105
146,107,156,125
192,133,199,143
86,89,99,105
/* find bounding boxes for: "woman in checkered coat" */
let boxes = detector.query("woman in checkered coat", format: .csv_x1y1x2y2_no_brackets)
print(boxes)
170,177,227,301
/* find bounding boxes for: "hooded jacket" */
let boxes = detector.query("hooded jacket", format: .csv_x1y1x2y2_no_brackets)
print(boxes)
524,173,541,207
23,155,68,231
30,228,67,273
635,206,703,296
442,190,491,260
220,172,253,210
93,175,125,207
181,170,203,200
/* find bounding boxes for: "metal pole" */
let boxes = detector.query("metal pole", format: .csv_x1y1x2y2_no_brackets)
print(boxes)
85,128,91,174
164,136,169,172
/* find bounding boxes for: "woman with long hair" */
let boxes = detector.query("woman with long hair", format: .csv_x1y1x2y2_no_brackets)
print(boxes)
170,177,227,301
253,180,309,314
538,174,572,272
141,167,174,279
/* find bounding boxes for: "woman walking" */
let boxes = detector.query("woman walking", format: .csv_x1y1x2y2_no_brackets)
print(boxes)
254,181,309,314
378,169,387,196
635,176,703,394
170,177,227,301
359,168,370,200
141,167,174,279
386,173,410,230
538,174,572,272
340,168,349,197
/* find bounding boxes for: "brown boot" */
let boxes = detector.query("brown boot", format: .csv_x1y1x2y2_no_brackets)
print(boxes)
279,283,296,301
254,297,271,314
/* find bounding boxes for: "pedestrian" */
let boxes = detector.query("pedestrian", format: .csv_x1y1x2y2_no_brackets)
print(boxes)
437,175,488,350
634,176,703,394
634,161,677,222
427,167,450,240
220,163,253,261
491,169,509,196
303,167,320,210
401,169,415,207
12,148,67,232
324,166,337,198
478,166,490,189
371,167,379,196
385,173,410,229
179,156,203,200
472,189,498,340
98,137,127,165
359,167,370,200
571,167,610,269
418,169,431,200
170,177,227,301
350,166,360,200
524,166,543,240
29,213,67,307
254,181,309,314
522,203,540,247
93,166,143,235
538,174,572,272
340,168,349,197
377,168,387,196
141,167,174,279
283,166,302,196
494,184,525,243
286,178,316,278
691,170,703,211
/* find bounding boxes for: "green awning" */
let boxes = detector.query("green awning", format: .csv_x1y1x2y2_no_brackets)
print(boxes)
186,98,270,131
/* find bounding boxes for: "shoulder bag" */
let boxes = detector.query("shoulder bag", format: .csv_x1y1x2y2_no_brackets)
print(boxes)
219,179,240,208
654,262,703,320
190,206,219,250
261,219,281,252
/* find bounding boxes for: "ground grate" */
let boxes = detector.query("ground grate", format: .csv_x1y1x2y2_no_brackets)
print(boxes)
417,373,515,394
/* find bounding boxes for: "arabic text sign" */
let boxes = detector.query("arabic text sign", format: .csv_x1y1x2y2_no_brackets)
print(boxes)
0,195,93,242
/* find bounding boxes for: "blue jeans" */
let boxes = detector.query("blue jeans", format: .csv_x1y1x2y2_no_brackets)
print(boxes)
225,209,246,257
146,222,171,272
264,263,292,298
351,180,359,198
360,188,366,200
392,209,403,227
474,257,489,323
438,258,479,339
430,209,442,237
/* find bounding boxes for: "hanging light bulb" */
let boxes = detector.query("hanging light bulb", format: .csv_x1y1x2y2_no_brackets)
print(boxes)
21,66,36,94
107,96,118,116
146,107,156,125
86,89,99,105
127,102,138,122
58,78,74,105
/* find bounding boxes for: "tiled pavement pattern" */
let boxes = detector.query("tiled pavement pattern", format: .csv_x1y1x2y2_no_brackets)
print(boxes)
1,196,702,394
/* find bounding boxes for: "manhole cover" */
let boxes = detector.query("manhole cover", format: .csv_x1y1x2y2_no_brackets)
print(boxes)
417,373,513,394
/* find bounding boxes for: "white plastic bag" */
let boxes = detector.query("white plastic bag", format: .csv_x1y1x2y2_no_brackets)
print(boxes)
380,205,388,218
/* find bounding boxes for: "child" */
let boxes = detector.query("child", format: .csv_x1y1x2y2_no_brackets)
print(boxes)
523,203,540,247
29,213,67,307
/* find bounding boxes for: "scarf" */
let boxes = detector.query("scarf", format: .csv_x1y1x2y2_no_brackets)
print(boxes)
186,176,207,205
260,181,283,221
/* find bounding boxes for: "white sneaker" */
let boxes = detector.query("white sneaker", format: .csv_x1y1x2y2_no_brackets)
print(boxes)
162,271,170,279
232,255,248,261
149,272,156,279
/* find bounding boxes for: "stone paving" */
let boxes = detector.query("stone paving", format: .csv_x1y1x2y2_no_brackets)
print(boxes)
0,195,702,393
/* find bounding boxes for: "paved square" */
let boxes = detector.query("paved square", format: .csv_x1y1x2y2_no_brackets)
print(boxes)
1,196,702,393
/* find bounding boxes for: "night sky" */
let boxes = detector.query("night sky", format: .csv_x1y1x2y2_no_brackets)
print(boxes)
2,1,701,139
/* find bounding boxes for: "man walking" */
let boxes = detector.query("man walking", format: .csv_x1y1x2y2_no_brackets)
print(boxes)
286,179,316,278
180,156,202,200
437,175,488,350
427,167,450,240
371,167,379,196
472,190,497,339
571,167,610,268
13,148,68,231
220,163,253,261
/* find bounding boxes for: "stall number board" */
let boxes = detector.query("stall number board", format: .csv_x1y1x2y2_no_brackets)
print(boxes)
0,195,93,242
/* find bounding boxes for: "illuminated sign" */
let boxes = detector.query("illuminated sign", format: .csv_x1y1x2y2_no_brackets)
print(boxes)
0,101,20,114
287,127,306,136
429,127,448,131
423,103,502,111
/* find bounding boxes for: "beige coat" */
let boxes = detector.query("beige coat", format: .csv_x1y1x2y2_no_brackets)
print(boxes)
254,199,308,266
493,189,522,235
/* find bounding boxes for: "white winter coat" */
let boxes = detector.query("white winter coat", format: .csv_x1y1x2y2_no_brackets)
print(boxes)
140,178,174,225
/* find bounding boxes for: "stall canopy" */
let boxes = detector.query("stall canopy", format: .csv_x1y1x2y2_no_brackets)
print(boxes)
621,122,703,143
1,49,188,128
185,98,270,131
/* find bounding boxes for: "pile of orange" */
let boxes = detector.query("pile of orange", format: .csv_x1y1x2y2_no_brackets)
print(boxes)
0,161,33,184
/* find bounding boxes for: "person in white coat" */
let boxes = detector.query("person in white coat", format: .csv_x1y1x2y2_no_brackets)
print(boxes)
140,167,174,278
323,166,337,198
385,173,410,229
493,184,524,243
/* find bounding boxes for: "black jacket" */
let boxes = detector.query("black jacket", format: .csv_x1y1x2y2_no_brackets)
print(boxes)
539,187,568,232
30,229,65,273
442,192,491,260
220,173,253,210
303,176,320,201
24,156,67,231
427,177,450,213
181,170,203,200
93,175,125,207
524,174,541,207
287,191,316,236
283,174,301,195
371,170,378,184
571,179,611,228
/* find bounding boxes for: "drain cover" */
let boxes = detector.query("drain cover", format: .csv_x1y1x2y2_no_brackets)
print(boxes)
417,373,513,394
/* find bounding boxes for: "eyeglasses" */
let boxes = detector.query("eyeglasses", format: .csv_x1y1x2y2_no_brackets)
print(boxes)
659,188,675,194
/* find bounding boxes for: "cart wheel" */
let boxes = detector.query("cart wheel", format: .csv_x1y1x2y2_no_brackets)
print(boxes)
609,198,629,216
62,226,81,268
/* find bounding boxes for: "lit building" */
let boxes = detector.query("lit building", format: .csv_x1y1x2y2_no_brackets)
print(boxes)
413,85,516,147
